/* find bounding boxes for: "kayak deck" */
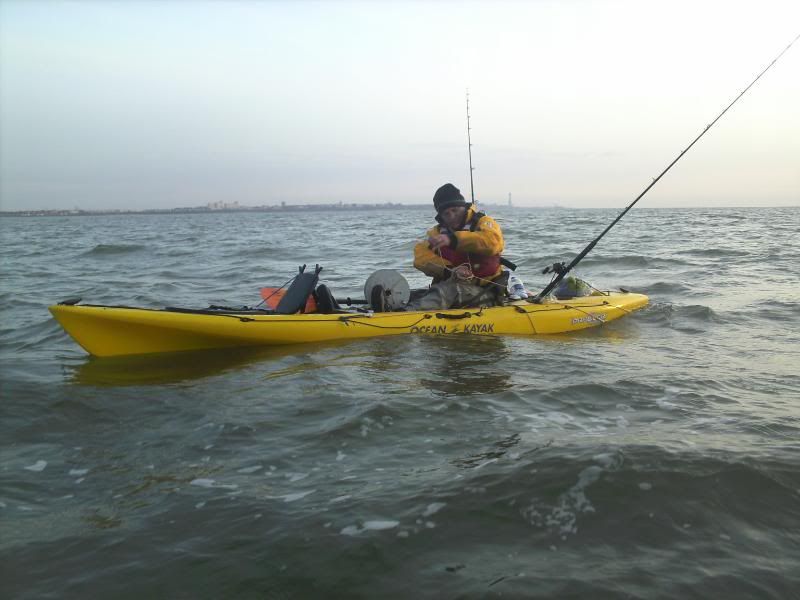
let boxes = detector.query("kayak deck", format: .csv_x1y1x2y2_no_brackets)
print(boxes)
49,292,649,357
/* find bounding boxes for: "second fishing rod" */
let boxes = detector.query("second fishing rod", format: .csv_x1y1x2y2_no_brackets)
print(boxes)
533,33,799,303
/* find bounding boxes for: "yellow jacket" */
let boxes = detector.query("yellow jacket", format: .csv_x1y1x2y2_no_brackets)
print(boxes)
413,207,504,282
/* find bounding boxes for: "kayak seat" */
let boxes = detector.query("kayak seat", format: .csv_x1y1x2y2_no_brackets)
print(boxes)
313,284,341,314
275,269,321,314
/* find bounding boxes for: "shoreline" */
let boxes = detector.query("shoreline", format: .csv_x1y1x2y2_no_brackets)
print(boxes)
1,203,795,217
0,203,547,217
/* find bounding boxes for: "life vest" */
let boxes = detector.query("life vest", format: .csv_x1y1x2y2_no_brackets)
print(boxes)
437,211,501,279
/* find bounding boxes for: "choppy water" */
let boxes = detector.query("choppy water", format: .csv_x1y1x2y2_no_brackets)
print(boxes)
1,206,799,599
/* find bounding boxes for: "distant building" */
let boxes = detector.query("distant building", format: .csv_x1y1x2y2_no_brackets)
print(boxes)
207,201,241,210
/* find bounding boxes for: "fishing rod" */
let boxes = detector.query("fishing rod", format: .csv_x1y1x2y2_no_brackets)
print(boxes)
534,32,800,303
466,90,476,205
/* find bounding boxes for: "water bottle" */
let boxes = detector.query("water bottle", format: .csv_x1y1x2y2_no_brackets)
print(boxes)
507,273,528,300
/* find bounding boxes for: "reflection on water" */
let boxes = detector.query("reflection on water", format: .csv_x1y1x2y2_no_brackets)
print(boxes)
69,340,362,386
416,335,513,397
68,322,639,387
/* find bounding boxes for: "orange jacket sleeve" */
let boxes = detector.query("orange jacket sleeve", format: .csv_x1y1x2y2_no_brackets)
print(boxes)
452,214,504,255
413,225,451,279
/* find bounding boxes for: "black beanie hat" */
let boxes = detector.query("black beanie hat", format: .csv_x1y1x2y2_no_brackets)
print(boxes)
433,183,468,213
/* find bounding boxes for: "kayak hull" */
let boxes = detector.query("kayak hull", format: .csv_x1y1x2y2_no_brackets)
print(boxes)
49,292,649,357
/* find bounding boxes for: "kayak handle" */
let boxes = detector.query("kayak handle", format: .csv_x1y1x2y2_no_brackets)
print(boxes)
435,312,473,320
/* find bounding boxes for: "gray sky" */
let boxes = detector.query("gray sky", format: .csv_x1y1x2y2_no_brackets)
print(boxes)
1,0,798,211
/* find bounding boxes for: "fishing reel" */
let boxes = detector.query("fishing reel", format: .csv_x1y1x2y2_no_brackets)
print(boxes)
542,261,567,275
364,270,411,311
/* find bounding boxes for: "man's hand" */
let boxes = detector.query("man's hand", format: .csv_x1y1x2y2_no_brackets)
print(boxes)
451,264,473,280
428,234,451,251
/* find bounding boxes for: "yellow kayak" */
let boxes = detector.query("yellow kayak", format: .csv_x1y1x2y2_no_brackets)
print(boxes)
49,291,649,357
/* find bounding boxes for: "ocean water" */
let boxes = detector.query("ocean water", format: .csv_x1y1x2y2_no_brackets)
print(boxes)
1,206,798,599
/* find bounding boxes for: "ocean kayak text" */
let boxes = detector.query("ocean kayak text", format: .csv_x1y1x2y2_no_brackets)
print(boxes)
409,324,495,335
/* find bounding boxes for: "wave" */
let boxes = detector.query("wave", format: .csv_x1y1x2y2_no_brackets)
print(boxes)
154,248,195,258
640,281,694,295
733,299,800,323
0,315,63,345
230,246,288,259
81,244,147,257
674,304,717,321
748,299,800,315
538,382,624,409
503,444,800,549
580,255,689,269
675,248,750,258
640,302,721,331
154,270,196,279
520,254,690,272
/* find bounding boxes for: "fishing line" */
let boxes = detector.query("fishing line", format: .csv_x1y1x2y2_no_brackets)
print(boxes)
253,275,296,309
423,258,508,291
533,32,800,303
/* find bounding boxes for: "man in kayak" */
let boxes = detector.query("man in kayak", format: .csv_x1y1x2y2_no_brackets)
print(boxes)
400,183,506,311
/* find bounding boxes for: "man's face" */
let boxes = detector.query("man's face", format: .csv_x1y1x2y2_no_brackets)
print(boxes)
440,205,467,230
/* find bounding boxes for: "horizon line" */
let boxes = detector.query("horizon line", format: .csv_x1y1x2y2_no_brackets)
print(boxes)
2,202,798,216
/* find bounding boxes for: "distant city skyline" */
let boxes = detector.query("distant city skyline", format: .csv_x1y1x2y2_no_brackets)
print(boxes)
1,0,798,212
1,199,558,217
